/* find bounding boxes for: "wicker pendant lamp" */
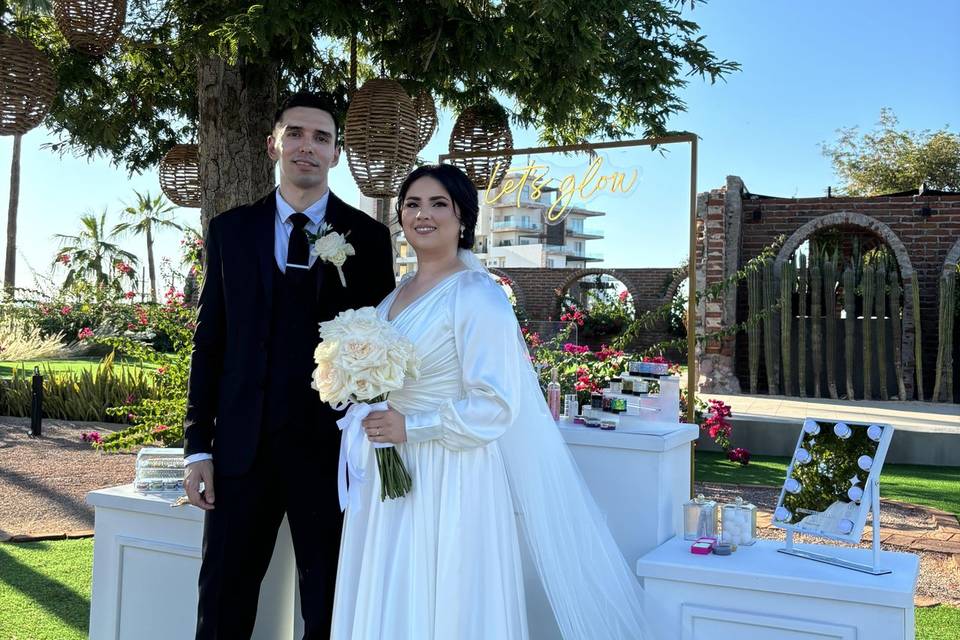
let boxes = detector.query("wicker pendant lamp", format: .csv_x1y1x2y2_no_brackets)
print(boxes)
413,89,438,152
159,144,201,208
53,0,127,56
448,99,513,189
343,78,418,198
0,34,57,136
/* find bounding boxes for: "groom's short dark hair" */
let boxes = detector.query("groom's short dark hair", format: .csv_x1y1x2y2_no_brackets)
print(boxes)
274,91,341,145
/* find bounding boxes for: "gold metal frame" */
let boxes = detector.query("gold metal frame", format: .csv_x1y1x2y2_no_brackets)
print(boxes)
441,134,699,493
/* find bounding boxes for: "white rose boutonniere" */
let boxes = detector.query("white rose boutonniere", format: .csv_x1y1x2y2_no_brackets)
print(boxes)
309,222,355,287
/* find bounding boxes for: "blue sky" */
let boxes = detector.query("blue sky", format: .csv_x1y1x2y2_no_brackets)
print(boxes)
1,0,957,288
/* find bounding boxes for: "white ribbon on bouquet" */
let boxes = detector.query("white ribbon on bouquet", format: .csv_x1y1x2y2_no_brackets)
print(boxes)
336,400,392,512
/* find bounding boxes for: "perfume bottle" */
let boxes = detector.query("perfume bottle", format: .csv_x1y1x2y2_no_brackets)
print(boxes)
547,367,561,421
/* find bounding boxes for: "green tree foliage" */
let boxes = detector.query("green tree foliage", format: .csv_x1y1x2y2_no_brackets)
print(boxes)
3,0,739,173
822,108,960,196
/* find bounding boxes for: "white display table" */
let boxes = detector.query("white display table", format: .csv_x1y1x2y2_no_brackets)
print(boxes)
86,485,301,640
87,419,697,640
636,537,919,640
522,418,699,640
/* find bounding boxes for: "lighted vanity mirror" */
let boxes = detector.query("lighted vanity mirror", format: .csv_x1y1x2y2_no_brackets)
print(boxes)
772,418,895,574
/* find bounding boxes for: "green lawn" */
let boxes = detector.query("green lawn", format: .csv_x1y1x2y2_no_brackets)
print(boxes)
0,539,92,640
917,605,960,639
696,451,960,519
0,357,157,379
0,538,957,638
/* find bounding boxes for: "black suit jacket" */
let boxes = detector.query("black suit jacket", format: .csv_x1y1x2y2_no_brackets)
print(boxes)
183,190,396,475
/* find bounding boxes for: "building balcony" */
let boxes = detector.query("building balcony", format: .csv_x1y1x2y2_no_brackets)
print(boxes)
491,220,543,233
545,244,603,261
565,226,604,239
564,205,605,218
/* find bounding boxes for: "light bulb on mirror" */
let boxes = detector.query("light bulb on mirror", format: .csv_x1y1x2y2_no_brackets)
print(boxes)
774,506,792,522
833,422,852,439
794,447,812,464
785,478,802,494
802,418,820,436
848,486,864,502
867,424,883,442
858,455,873,471
838,519,855,535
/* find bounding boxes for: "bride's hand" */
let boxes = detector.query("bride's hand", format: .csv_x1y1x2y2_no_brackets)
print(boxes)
362,407,407,444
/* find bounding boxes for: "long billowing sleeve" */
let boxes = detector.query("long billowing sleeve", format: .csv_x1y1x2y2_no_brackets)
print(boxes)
404,272,528,450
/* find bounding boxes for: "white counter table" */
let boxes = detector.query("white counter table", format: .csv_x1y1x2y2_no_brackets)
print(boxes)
636,537,919,640
87,418,699,640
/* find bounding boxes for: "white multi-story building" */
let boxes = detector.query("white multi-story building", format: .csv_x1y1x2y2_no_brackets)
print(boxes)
359,174,605,279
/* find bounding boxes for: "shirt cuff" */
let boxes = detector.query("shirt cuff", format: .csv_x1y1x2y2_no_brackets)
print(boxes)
184,453,213,465
404,410,443,444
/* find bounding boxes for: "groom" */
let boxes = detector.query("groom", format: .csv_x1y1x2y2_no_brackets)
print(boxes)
183,91,396,638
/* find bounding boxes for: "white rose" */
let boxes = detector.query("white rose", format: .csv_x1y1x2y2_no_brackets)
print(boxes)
313,339,339,365
312,232,356,267
369,359,406,392
338,337,387,371
312,362,350,406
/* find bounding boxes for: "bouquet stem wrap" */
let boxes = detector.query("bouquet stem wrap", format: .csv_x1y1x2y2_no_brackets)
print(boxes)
336,397,413,511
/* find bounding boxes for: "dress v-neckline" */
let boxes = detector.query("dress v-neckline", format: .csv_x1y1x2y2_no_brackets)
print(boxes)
386,269,469,322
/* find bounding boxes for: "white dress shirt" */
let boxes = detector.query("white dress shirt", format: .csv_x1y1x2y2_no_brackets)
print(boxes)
184,189,330,467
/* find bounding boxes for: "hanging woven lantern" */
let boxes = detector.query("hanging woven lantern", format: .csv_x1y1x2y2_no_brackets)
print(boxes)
53,0,127,56
449,100,513,189
159,144,201,208
344,79,419,198
413,89,438,152
0,34,57,136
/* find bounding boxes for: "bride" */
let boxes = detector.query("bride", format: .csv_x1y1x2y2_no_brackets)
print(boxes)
330,164,653,639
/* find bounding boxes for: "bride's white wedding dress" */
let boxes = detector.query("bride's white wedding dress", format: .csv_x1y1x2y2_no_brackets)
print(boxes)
331,252,652,640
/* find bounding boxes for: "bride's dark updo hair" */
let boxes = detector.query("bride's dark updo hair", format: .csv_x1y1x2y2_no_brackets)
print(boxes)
395,164,478,250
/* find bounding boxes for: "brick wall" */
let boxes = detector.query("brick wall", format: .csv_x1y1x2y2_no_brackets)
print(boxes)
734,191,960,398
495,267,678,321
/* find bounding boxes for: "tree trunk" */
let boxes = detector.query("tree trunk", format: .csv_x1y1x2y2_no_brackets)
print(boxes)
5,133,22,298
198,57,278,235
146,224,157,302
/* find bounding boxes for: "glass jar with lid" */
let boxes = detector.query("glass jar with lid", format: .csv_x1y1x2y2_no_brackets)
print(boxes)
682,494,718,540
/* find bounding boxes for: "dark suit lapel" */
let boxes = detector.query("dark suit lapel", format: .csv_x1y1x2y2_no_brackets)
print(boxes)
254,191,277,307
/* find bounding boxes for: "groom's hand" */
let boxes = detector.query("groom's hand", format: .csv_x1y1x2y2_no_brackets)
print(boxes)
362,408,407,445
185,459,216,510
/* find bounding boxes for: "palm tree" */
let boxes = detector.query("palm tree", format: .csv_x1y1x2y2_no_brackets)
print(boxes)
4,1,54,299
113,191,183,302
53,210,140,293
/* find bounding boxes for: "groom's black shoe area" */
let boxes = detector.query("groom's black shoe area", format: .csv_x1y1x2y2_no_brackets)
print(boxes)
186,189,396,639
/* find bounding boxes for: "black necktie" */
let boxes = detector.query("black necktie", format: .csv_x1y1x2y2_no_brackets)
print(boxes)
287,212,310,270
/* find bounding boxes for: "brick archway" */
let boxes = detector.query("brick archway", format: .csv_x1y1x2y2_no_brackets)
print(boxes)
772,210,916,397
664,265,689,303
554,268,644,318
774,211,915,278
487,266,528,313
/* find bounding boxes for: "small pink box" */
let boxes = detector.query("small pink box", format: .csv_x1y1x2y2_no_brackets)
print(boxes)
690,537,716,555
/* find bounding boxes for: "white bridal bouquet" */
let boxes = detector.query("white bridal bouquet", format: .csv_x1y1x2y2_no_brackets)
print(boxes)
311,307,420,506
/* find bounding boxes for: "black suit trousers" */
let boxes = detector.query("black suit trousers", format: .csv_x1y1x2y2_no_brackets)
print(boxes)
195,425,343,639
